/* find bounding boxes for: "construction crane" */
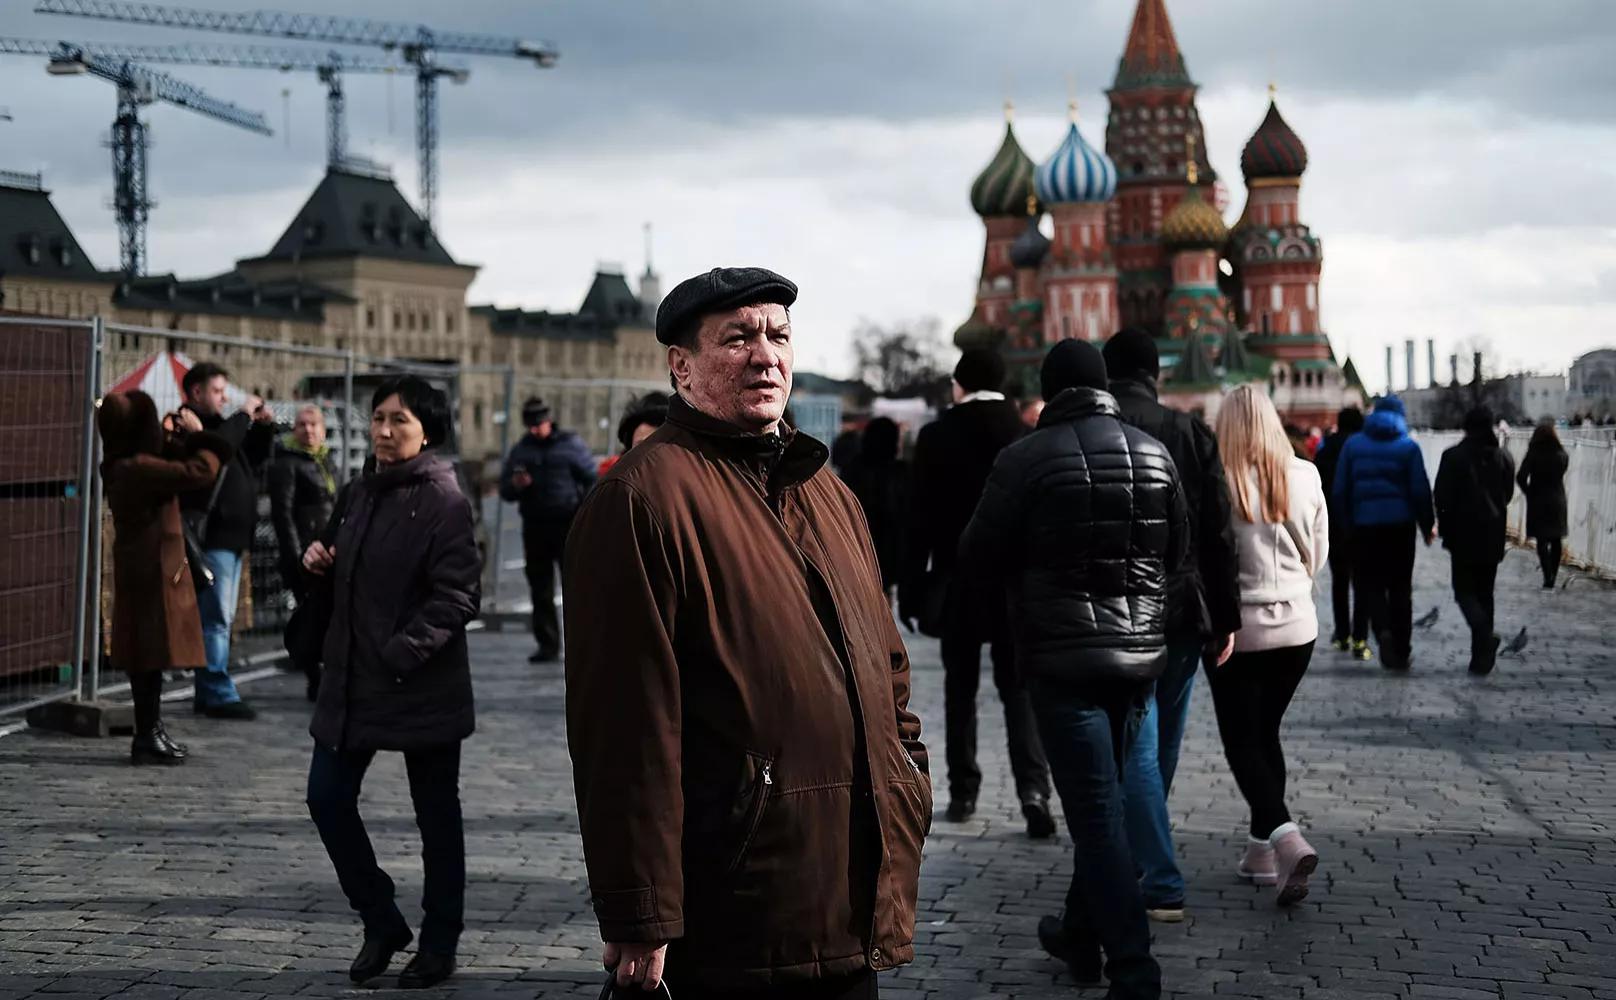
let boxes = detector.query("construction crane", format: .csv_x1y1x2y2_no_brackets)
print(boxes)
0,37,441,166
0,39,271,274
36,0,559,230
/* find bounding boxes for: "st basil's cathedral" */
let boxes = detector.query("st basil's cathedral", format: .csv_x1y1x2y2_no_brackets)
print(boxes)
956,0,1366,427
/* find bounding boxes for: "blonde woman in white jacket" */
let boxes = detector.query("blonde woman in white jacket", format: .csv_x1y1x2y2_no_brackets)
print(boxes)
1210,385,1329,907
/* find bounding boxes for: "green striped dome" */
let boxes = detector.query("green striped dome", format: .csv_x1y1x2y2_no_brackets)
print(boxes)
970,124,1036,218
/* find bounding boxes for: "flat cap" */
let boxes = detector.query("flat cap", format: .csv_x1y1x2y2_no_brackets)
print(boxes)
655,266,798,346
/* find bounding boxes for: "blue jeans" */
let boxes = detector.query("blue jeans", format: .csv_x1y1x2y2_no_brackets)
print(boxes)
1123,637,1202,907
1029,679,1161,1000
194,548,243,707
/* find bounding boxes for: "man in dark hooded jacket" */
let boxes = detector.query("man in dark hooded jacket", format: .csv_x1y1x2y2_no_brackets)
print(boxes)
1313,407,1368,656
498,398,596,663
961,339,1186,1000
1433,406,1515,675
1334,395,1435,671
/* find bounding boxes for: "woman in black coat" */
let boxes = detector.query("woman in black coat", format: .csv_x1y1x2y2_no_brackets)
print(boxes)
839,416,908,593
1516,421,1570,588
301,376,481,990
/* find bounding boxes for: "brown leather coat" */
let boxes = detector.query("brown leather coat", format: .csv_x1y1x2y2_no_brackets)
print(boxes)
98,391,231,674
563,396,931,991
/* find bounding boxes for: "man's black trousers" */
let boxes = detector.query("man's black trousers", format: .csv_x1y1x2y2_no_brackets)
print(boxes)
940,628,1051,805
1354,522,1417,662
523,517,571,655
1451,555,1499,665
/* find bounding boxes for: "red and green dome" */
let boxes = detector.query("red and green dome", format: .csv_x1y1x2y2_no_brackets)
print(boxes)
970,123,1036,218
1240,100,1308,181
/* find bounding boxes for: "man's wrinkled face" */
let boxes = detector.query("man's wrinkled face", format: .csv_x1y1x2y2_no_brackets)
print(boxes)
293,407,325,448
188,375,228,418
669,303,792,434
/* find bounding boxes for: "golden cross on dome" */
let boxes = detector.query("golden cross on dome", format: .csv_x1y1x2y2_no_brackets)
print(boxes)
1185,131,1199,185
1004,98,1015,123
1268,80,1278,101
1067,74,1079,122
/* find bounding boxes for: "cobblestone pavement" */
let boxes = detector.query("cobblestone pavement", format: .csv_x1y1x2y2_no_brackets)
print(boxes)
2,544,1613,999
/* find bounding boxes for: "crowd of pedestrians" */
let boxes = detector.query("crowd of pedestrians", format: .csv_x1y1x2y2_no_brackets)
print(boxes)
89,264,1574,998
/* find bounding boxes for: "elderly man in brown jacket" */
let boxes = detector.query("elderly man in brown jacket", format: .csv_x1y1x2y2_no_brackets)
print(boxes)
564,267,931,999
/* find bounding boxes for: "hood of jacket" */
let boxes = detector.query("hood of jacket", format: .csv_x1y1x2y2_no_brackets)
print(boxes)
1039,386,1122,427
1365,405,1409,441
363,449,457,494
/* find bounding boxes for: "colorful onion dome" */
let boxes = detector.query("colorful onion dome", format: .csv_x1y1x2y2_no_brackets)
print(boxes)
1009,201,1051,269
1035,117,1117,204
1240,99,1308,180
1160,186,1228,250
970,120,1036,217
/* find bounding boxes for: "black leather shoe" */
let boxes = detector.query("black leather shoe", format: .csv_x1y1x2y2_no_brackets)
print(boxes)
201,700,257,720
1469,635,1501,676
152,723,188,759
398,950,456,989
1037,915,1101,984
350,930,412,985
528,648,560,664
130,731,185,766
944,797,976,822
1022,797,1057,839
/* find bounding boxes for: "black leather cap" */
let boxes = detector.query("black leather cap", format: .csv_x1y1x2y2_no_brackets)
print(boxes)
655,266,798,346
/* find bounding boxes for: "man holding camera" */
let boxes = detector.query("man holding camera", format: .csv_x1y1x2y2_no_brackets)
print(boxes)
178,361,276,719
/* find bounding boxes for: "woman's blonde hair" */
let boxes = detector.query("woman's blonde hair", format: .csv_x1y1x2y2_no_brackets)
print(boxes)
1215,384,1291,525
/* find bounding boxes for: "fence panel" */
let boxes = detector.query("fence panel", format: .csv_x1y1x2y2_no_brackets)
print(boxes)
0,316,94,717
1417,429,1616,579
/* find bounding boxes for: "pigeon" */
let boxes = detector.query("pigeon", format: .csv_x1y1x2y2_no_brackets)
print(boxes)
1414,607,1440,629
1504,627,1529,655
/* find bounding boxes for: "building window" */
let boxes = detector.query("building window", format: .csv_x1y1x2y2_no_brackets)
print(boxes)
366,308,376,329
1289,308,1301,332
393,310,401,329
1270,285,1283,312
1306,283,1318,311
446,313,456,334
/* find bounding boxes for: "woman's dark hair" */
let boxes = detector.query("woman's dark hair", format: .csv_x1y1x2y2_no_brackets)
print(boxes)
860,417,900,464
97,390,163,460
371,375,451,446
1528,420,1564,456
1335,406,1364,434
616,391,670,452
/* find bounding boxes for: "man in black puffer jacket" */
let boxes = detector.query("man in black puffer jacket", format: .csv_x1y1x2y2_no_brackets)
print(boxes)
498,398,597,663
1103,328,1241,922
961,339,1185,1000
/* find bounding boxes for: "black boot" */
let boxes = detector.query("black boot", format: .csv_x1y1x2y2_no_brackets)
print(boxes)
152,723,189,759
1037,915,1101,984
350,929,413,985
1022,796,1057,840
131,730,186,766
398,950,456,989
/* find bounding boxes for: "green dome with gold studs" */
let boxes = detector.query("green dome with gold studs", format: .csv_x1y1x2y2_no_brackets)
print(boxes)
970,118,1036,218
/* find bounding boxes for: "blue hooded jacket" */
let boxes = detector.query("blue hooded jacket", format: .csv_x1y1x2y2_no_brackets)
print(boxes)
1332,396,1435,531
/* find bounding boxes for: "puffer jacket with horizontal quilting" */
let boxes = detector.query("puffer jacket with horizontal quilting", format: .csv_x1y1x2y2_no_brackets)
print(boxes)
959,386,1189,688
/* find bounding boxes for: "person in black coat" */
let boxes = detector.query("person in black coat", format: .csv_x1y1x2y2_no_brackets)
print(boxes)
268,404,338,700
301,376,481,991
1102,328,1241,920
1313,407,1368,653
1517,421,1570,588
960,339,1186,999
839,416,907,593
498,397,597,663
900,348,1053,837
1434,406,1515,675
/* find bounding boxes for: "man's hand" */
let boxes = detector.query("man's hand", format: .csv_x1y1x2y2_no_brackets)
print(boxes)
1213,633,1235,667
1423,529,1436,547
176,409,203,433
603,941,667,991
511,469,533,490
248,396,274,423
302,540,335,575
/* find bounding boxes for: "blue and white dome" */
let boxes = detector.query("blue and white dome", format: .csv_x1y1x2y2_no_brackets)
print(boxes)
1035,120,1118,204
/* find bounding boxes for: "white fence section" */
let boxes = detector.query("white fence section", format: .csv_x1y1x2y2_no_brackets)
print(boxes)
1416,429,1616,579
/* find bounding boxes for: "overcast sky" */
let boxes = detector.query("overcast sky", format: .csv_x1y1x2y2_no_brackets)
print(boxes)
2,0,1612,387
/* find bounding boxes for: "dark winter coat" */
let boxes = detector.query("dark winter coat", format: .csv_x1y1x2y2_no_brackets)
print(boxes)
1314,428,1355,542
841,456,909,590
179,407,275,554
1333,397,1435,532
562,396,929,990
498,429,597,521
899,397,1025,638
1434,429,1516,563
99,392,233,674
958,387,1189,689
1109,377,1242,640
310,451,482,752
1516,445,1569,540
267,438,336,588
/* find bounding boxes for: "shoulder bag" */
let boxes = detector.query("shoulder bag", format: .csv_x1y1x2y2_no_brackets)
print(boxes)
180,470,228,591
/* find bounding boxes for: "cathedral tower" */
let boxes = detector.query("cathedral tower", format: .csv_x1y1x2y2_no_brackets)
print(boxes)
1160,136,1231,344
1105,0,1216,335
1033,104,1119,345
956,104,1036,350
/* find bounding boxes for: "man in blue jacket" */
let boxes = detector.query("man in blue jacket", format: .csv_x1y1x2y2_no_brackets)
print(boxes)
499,398,597,663
1333,396,1435,671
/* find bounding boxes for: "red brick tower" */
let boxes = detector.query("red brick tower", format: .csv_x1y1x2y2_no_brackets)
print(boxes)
1161,136,1232,343
1033,104,1120,345
1105,0,1216,335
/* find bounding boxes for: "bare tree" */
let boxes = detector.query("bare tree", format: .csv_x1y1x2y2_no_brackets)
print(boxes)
851,317,950,399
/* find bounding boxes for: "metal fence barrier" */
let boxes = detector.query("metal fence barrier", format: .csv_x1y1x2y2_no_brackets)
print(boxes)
1417,428,1616,579
1,313,683,718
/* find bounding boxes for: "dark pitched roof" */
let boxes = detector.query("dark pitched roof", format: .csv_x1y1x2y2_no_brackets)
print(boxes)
113,270,343,322
578,269,648,325
470,305,615,342
246,167,462,268
0,175,105,282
